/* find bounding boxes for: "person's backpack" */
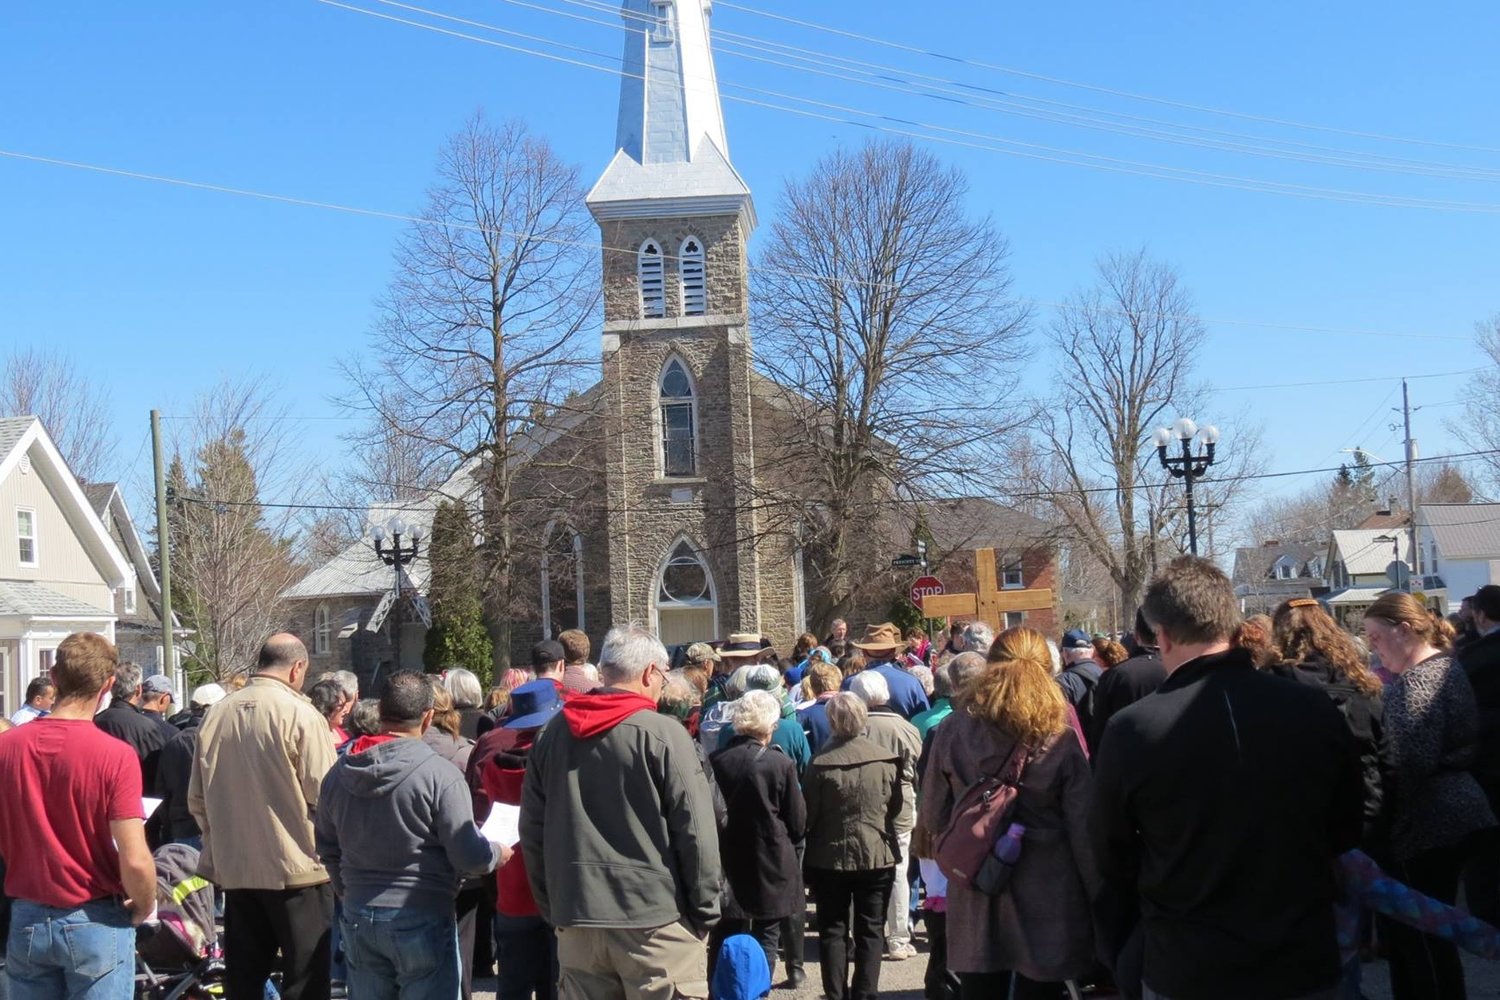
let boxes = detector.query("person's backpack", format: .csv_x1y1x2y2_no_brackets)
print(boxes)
932,741,1030,893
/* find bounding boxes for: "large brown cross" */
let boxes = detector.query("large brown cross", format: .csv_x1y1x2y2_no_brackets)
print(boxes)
921,547,1054,627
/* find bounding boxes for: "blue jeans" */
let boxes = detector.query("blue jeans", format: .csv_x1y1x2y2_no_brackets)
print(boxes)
340,904,459,1000
6,899,135,1000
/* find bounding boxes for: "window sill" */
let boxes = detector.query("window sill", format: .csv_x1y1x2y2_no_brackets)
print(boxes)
653,477,708,486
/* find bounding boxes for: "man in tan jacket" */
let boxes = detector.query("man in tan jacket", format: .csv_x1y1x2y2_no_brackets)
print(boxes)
190,633,338,1000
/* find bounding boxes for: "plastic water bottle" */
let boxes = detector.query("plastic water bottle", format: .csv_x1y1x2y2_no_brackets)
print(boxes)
993,823,1026,864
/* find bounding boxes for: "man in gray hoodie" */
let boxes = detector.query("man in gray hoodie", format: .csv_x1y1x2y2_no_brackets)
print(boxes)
521,622,722,1000
315,671,501,1000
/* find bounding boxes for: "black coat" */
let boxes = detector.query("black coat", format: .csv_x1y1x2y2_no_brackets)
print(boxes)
1087,652,1167,754
709,736,807,920
1460,630,1500,785
155,717,203,842
1271,657,1389,844
95,699,169,789
1091,648,1362,1000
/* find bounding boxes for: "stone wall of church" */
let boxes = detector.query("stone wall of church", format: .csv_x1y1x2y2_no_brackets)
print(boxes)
598,215,748,323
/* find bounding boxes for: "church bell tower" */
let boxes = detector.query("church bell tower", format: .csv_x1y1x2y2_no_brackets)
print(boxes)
587,0,763,645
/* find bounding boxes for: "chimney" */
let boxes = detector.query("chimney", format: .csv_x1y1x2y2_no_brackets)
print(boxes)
1263,539,1281,547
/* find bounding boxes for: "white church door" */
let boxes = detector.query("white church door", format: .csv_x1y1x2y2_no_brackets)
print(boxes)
655,539,718,645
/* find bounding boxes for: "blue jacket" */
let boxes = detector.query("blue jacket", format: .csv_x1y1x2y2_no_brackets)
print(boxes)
842,661,930,720
798,698,833,756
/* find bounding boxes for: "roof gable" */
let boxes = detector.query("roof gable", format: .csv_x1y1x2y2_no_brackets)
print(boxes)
1420,503,1500,561
0,416,131,587
1329,529,1409,577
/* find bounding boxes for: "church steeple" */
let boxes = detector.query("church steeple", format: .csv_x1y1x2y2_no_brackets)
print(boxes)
586,0,754,228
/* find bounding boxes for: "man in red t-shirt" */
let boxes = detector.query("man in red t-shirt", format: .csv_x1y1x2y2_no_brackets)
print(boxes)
0,633,157,1000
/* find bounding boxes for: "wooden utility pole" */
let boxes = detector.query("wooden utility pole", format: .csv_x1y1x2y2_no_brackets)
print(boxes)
151,410,176,682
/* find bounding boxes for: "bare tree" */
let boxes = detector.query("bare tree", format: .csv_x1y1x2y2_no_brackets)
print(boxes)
1,347,115,482
167,380,304,681
752,138,1027,625
341,113,598,670
1017,249,1260,623
1456,314,1500,489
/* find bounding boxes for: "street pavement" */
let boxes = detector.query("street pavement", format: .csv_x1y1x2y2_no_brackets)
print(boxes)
472,921,1500,999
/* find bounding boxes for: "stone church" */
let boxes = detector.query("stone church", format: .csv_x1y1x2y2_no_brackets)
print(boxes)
285,0,1056,677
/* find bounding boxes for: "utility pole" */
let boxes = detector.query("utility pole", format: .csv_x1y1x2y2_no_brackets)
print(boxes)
151,411,176,683
1402,379,1420,588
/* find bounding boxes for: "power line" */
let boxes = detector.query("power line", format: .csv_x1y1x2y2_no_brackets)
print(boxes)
508,0,1500,183
712,0,1500,157
316,0,1500,215
1216,370,1473,392
1,146,1472,343
173,447,1500,515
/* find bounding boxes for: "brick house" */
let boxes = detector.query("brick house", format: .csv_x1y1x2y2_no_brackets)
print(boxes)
283,0,1052,673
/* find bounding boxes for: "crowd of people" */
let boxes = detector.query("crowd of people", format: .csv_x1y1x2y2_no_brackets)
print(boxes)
6,560,1500,1000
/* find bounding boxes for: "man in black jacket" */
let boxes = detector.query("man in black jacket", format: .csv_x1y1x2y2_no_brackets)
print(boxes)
94,661,169,789
1088,611,1168,754
1460,584,1500,923
1091,556,1361,1000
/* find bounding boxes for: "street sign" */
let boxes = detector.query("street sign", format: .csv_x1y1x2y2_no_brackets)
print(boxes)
1386,561,1412,590
891,554,923,569
910,575,945,610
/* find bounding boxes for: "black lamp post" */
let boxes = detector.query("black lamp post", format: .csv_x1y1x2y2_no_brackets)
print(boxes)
372,515,423,600
1152,418,1219,556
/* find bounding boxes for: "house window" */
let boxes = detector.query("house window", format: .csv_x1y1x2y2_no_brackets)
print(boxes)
313,604,331,656
679,237,706,315
649,0,674,43
639,240,665,318
541,523,585,637
16,508,37,566
122,587,136,615
1275,561,1295,580
1004,611,1026,628
659,357,697,477
1002,560,1024,589
656,539,717,645
39,648,54,676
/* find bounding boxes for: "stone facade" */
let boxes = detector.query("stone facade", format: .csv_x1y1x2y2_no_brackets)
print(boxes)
599,215,748,324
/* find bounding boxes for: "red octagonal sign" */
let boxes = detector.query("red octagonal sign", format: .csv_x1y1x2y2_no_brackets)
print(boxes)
910,575,944,610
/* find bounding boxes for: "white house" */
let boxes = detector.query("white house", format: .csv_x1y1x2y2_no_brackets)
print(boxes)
1323,528,1411,623
1416,502,1500,610
0,416,132,717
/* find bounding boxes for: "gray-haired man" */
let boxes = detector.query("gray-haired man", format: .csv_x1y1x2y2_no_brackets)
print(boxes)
521,623,722,1000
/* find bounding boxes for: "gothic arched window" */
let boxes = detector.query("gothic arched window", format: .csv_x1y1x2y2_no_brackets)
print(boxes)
541,522,584,637
679,236,706,316
655,539,717,645
639,240,665,318
659,356,697,477
313,603,331,656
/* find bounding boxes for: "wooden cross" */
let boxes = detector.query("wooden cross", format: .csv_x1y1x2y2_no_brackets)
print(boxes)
921,547,1054,627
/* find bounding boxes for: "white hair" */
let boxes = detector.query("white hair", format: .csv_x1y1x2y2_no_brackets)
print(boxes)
962,621,995,654
909,665,934,697
825,692,868,740
329,670,360,701
1045,639,1062,675
443,668,483,709
848,670,890,707
731,690,782,740
598,622,668,685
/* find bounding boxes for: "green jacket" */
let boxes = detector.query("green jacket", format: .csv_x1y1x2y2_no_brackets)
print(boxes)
911,698,953,743
803,735,903,872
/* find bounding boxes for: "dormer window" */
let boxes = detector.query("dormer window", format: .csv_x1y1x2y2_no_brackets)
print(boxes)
649,0,674,43
680,236,705,315
639,240,665,318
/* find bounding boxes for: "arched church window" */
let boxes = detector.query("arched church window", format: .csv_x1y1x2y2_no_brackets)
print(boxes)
659,357,697,477
679,236,706,316
541,523,584,637
313,603,331,656
639,240,665,318
656,539,717,645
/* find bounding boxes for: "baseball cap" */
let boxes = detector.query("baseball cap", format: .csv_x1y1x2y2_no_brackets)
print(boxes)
1061,629,1093,650
191,683,227,707
142,675,175,697
532,639,566,668
684,642,721,665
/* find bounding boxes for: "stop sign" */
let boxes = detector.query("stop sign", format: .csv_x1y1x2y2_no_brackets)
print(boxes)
910,575,944,610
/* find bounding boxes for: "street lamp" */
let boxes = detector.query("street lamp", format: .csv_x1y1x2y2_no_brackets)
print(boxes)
370,515,423,669
1152,418,1219,556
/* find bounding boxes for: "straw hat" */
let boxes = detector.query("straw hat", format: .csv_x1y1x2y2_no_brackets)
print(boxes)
718,633,767,660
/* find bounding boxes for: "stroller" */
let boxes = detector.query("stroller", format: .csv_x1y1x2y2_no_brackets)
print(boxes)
135,843,224,1000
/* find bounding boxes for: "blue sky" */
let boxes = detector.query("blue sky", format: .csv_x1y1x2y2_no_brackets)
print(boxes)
3,1,1498,544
